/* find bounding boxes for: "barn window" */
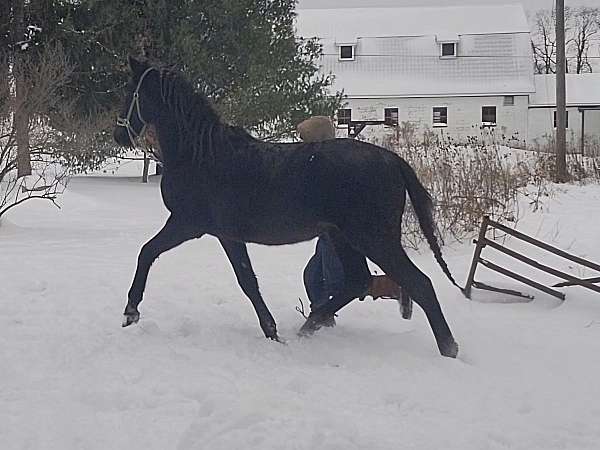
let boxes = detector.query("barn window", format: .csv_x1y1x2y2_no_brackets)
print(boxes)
553,111,569,128
384,107,399,126
482,106,497,126
433,107,448,127
440,42,457,58
339,45,355,61
337,108,352,126
503,96,515,106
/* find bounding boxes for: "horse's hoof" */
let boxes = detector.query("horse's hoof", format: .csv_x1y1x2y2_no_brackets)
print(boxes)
298,318,319,337
261,322,279,341
399,298,413,320
439,339,459,358
122,311,140,327
270,334,286,344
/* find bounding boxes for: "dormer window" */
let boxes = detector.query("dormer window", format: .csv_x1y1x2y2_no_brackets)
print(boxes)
436,34,459,59
339,45,355,61
441,42,456,58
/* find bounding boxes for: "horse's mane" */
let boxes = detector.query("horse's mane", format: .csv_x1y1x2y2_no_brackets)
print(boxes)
157,67,259,168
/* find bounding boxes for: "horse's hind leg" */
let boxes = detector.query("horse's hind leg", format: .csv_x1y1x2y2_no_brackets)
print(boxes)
365,240,458,358
299,233,371,335
124,216,201,327
219,239,279,341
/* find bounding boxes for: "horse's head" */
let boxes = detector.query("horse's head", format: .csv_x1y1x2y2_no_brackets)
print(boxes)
114,56,163,152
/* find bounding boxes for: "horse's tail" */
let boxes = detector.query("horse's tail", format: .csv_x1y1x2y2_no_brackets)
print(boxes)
398,158,465,295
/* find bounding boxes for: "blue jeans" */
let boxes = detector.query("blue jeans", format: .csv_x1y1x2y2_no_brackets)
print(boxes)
303,237,345,310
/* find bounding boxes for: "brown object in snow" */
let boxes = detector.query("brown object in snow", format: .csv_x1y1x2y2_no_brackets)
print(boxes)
368,275,412,320
367,275,403,300
297,116,335,143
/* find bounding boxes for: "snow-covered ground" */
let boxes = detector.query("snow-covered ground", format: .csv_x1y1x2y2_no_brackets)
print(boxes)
2,163,600,450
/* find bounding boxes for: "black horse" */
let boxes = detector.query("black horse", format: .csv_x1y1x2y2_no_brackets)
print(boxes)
114,56,461,358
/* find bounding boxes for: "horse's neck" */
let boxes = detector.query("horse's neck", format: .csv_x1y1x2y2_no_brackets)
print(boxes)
155,104,263,177
154,114,182,165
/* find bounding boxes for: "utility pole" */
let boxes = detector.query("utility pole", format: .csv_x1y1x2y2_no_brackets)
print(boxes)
555,0,568,182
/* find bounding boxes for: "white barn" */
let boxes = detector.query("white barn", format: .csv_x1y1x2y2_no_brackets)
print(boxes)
296,5,535,145
529,74,600,154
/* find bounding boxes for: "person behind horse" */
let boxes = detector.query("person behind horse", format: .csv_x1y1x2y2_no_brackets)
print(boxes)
297,116,407,324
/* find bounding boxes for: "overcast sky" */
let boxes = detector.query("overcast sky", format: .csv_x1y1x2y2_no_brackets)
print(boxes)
297,0,599,14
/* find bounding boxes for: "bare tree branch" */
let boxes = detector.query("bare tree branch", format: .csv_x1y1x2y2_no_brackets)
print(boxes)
531,7,600,74
0,44,106,220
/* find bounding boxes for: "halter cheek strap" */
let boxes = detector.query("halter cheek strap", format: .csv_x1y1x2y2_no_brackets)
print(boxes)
116,67,156,146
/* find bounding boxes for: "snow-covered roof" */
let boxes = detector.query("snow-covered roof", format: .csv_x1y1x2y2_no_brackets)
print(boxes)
296,4,530,41
295,4,534,98
530,74,600,107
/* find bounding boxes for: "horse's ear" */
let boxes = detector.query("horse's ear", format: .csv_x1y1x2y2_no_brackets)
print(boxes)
128,55,147,78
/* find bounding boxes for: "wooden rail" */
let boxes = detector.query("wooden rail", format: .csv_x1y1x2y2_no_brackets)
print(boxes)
464,216,600,301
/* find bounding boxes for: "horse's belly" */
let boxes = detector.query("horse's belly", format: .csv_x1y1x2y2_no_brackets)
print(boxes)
238,219,318,245
246,233,316,246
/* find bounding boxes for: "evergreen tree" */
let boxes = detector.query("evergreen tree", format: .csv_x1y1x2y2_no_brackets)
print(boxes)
171,0,340,139
61,0,341,140
2,0,341,172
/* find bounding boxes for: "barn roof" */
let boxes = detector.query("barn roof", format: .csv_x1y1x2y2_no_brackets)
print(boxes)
530,74,600,107
295,4,535,98
295,4,530,41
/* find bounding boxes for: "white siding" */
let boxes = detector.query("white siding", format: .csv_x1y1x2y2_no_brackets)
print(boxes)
528,108,600,151
341,95,529,145
528,74,600,151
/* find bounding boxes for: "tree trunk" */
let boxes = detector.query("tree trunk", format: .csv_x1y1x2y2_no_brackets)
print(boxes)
138,0,153,183
13,0,31,178
142,151,149,183
0,0,11,119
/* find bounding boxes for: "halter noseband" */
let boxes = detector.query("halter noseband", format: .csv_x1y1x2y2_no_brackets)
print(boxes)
116,67,156,146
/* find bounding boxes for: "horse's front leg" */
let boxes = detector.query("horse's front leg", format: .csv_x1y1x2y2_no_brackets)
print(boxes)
123,216,201,327
219,238,279,341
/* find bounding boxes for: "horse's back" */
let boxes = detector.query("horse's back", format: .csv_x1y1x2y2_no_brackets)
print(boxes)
278,139,407,230
290,138,404,187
